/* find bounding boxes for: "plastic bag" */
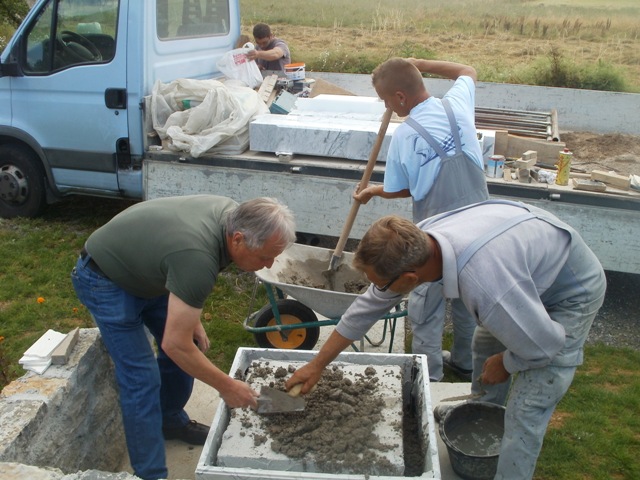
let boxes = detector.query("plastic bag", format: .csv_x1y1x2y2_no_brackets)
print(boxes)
216,46,263,89
151,78,269,157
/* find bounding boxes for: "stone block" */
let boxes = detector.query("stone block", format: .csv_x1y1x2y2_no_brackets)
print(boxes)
0,329,125,474
249,113,397,162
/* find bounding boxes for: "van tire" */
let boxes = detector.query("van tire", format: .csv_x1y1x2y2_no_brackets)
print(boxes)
0,144,47,218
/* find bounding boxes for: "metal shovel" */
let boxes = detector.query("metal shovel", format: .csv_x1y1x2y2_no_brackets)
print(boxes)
255,386,305,414
324,107,394,288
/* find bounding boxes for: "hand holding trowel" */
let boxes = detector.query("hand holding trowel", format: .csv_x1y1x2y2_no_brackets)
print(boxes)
254,383,317,414
255,385,305,414
324,107,393,289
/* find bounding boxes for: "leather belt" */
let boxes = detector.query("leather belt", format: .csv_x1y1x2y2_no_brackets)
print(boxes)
80,246,108,278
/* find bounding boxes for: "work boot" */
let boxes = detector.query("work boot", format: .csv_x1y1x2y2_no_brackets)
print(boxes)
162,420,209,445
442,350,473,381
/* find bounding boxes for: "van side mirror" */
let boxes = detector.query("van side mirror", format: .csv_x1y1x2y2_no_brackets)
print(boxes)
0,61,20,77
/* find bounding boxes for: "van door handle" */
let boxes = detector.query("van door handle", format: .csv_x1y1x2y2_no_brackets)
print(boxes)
105,88,127,109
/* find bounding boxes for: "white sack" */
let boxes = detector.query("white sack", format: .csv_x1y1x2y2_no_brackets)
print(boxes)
151,78,268,157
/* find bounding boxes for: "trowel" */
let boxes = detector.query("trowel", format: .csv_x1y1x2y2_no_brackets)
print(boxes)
255,386,305,414
324,107,394,289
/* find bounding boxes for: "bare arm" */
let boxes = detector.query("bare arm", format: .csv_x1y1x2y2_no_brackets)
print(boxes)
161,293,259,408
285,330,353,394
407,59,477,83
246,46,284,62
353,183,411,204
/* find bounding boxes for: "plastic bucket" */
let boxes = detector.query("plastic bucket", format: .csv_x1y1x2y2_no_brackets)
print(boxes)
284,62,305,80
439,401,506,480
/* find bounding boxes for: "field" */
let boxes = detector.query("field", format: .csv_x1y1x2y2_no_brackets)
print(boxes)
239,0,640,92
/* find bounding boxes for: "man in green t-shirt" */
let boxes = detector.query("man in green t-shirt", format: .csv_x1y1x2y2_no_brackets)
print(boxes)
71,195,296,480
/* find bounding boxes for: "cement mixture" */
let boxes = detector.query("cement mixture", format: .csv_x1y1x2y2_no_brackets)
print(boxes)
276,256,369,294
218,359,426,476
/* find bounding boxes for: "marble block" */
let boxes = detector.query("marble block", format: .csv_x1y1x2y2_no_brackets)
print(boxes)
293,94,386,119
249,113,398,161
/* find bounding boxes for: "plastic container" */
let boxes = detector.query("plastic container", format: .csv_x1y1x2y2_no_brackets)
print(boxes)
486,154,505,178
284,62,306,80
439,401,505,480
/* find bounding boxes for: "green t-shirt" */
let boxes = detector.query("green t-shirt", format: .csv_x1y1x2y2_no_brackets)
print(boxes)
86,195,237,308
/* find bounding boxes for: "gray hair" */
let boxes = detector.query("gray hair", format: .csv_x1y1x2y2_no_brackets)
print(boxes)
225,197,296,249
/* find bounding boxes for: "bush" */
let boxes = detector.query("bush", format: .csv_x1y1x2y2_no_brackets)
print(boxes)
529,46,626,92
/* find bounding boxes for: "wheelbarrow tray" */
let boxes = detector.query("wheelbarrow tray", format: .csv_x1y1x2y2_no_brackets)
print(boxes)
255,243,369,319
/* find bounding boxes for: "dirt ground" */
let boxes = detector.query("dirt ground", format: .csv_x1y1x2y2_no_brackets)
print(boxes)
560,131,640,176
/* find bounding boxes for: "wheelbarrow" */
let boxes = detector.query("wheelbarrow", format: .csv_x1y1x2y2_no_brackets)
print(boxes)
243,243,407,351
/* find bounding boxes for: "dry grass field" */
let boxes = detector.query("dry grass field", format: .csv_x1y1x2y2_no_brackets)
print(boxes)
240,0,640,92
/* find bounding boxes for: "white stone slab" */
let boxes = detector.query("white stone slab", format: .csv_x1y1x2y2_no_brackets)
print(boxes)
217,360,404,476
294,94,386,118
249,113,398,161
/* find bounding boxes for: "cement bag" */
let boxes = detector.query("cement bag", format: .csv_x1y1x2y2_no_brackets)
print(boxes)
216,46,263,89
151,78,268,157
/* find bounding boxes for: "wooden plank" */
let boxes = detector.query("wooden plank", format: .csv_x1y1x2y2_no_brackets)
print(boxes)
573,179,607,192
591,170,631,190
51,328,80,365
503,134,565,163
257,74,278,104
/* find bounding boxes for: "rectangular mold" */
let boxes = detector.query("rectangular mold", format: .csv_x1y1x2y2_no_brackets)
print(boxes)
196,347,441,480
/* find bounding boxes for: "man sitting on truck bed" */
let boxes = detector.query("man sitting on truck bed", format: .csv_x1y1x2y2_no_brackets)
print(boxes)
245,23,291,74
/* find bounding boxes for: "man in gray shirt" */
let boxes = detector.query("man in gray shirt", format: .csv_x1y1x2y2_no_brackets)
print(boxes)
287,200,606,480
245,23,291,73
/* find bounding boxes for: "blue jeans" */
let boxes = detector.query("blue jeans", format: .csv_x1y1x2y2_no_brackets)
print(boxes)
71,255,194,480
408,281,476,380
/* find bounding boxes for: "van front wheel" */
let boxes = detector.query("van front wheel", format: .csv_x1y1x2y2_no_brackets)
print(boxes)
0,144,47,218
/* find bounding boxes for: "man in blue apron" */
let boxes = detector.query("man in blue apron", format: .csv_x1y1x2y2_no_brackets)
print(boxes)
287,200,606,479
354,57,488,381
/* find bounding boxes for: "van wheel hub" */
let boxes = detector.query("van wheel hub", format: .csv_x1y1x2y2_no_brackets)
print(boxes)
0,165,28,204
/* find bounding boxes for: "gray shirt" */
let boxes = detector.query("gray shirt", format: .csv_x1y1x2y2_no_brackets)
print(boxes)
336,201,606,372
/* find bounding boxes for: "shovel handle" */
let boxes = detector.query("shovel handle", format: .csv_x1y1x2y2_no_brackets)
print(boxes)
332,107,393,262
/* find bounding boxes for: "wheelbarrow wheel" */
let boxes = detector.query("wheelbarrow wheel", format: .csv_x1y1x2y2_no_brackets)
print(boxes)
253,299,320,350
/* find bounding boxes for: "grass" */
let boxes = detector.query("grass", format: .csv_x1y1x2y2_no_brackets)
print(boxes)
239,0,640,92
0,195,264,387
1,196,640,479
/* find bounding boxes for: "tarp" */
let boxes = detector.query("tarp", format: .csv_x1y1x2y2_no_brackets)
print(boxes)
151,78,268,157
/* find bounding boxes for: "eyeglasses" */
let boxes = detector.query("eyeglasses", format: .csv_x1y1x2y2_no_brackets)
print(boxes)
374,271,415,292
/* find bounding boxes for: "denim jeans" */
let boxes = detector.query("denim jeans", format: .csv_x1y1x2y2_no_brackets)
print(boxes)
471,285,605,480
71,255,193,480
408,281,476,380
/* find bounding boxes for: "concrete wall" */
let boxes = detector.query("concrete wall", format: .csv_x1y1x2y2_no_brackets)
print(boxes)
0,329,127,477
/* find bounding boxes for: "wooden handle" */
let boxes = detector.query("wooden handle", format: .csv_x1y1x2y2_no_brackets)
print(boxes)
331,107,393,261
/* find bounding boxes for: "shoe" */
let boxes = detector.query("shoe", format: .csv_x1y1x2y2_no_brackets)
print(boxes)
442,350,473,382
433,404,453,423
162,420,209,445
